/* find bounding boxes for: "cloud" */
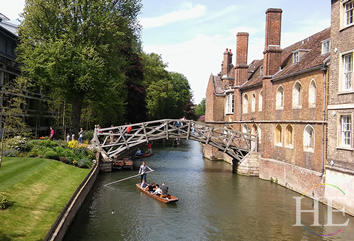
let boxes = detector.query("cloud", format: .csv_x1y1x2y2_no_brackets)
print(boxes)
139,3,206,28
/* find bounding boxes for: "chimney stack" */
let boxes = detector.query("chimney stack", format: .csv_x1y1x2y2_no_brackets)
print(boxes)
263,8,282,77
234,32,249,86
221,48,233,76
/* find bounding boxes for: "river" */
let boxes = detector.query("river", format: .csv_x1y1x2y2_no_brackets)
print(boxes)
64,140,354,241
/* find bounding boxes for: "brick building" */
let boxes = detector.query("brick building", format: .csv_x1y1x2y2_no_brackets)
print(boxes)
0,14,55,138
205,8,331,198
325,0,354,215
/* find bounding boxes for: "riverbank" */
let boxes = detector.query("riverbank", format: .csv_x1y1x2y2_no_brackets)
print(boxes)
0,157,90,240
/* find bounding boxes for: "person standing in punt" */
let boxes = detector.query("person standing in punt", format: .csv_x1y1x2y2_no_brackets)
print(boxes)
138,161,153,183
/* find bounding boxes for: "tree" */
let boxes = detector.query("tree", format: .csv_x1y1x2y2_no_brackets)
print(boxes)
195,98,206,117
16,0,142,135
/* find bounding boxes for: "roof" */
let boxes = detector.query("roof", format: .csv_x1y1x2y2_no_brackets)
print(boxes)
241,27,330,90
0,13,18,37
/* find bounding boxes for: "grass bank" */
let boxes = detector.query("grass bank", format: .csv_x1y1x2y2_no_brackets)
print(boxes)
0,157,90,240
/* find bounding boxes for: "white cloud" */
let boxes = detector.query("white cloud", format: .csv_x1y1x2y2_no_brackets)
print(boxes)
139,4,206,28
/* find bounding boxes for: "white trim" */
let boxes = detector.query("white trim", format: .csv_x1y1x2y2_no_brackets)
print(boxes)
328,104,354,110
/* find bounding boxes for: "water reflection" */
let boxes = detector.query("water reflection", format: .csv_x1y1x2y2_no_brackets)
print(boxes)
64,140,353,240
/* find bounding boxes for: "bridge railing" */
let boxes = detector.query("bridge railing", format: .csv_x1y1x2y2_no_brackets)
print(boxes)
93,119,258,162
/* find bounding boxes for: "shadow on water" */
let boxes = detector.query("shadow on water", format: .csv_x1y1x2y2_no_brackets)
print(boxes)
64,140,354,241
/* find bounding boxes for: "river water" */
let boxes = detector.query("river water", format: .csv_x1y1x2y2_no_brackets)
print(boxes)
64,140,354,241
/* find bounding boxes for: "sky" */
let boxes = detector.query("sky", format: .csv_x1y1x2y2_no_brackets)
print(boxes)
1,0,331,104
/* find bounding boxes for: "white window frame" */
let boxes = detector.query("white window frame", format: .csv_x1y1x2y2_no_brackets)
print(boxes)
251,93,256,112
276,85,284,110
321,39,331,55
225,93,234,114
259,66,263,76
303,125,315,152
292,81,302,109
340,115,352,148
259,90,263,111
293,51,299,64
243,94,248,114
309,79,317,108
342,53,353,91
345,1,354,27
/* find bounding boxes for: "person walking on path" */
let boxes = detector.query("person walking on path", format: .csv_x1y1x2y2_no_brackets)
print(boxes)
49,127,54,141
138,161,153,183
78,128,83,144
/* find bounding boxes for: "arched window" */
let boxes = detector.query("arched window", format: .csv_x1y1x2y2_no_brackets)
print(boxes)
259,90,263,111
275,124,282,146
243,94,248,113
251,93,256,112
276,86,284,109
304,125,315,151
292,81,302,108
309,79,317,107
243,123,248,133
285,125,293,147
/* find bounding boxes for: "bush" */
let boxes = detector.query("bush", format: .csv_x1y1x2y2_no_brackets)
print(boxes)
0,195,11,210
27,147,44,157
83,130,94,142
68,140,79,149
78,159,92,168
3,136,27,150
37,139,59,148
44,150,59,160
3,149,17,157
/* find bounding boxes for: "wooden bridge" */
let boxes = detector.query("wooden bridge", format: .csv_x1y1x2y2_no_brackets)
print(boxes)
92,119,258,164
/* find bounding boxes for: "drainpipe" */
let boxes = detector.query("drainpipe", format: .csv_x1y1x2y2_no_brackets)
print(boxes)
320,64,328,177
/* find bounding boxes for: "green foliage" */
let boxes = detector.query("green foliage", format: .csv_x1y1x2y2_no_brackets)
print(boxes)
1,77,31,138
83,130,94,141
44,151,59,160
17,0,142,133
0,195,11,210
195,98,206,117
141,52,193,120
3,149,18,157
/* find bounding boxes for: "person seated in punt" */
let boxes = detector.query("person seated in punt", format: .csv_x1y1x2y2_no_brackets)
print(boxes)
160,182,170,199
140,179,148,189
153,184,162,196
146,182,156,193
135,148,142,156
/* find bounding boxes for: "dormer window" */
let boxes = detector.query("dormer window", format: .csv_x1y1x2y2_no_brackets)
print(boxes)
259,66,263,76
292,49,310,64
321,39,330,55
293,51,299,64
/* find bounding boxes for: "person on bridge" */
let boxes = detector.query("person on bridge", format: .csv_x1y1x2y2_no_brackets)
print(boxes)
138,161,153,183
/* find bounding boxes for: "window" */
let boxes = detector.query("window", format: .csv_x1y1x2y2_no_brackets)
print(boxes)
275,124,282,146
243,123,248,133
225,94,234,114
251,93,256,112
259,90,263,111
293,51,299,63
341,115,352,147
345,1,354,26
343,53,353,91
243,94,248,113
260,66,263,76
321,39,330,55
309,79,317,107
285,125,293,147
276,86,284,109
304,125,315,151
292,82,302,108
